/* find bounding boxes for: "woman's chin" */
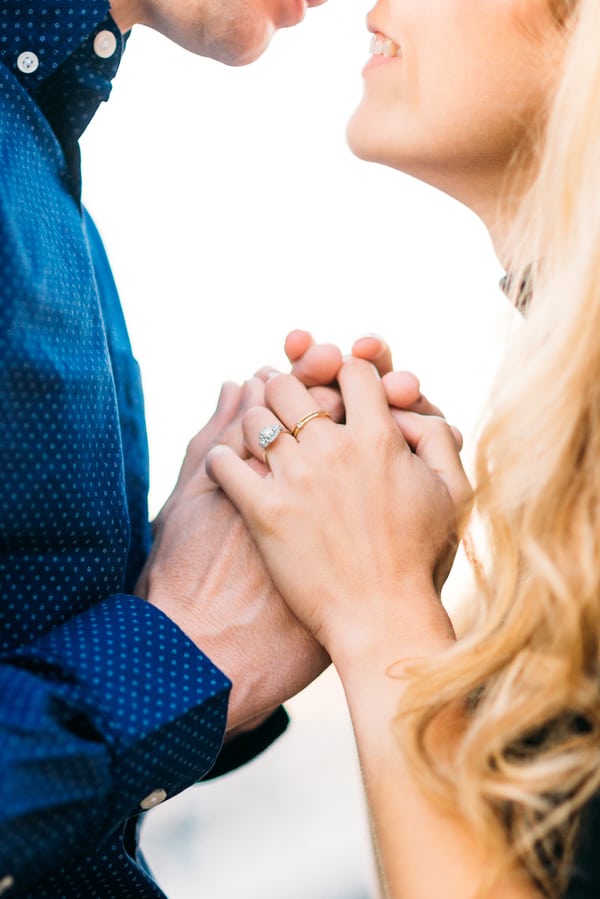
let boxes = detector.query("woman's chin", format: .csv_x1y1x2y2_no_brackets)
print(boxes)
345,112,392,166
345,113,376,163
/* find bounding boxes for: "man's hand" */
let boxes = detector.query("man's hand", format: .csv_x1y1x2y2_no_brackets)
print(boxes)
135,378,329,733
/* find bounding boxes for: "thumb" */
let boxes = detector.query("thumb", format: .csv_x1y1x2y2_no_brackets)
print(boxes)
205,444,265,525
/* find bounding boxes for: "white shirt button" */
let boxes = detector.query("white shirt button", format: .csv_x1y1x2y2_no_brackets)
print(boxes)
93,30,118,59
0,875,15,895
140,788,167,810
16,51,39,75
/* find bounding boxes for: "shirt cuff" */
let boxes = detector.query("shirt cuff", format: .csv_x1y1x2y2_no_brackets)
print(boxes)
202,706,290,780
10,594,232,820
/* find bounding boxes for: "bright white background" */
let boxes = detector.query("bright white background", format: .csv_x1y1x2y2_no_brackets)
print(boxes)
81,2,515,896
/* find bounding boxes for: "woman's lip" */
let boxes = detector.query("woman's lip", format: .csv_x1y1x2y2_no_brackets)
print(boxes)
364,32,402,75
362,54,401,76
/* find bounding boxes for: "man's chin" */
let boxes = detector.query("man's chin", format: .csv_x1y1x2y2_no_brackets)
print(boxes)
234,0,307,61
225,41,271,67
214,26,275,67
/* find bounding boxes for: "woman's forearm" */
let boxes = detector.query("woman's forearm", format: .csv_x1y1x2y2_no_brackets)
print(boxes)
330,585,541,899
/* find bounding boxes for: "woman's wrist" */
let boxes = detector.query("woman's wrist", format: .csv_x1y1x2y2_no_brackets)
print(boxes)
324,577,456,679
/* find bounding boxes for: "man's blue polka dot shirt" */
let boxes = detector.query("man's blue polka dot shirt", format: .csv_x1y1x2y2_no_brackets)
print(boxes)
0,3,287,896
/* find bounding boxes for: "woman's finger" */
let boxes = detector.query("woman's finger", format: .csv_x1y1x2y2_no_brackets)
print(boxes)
205,444,265,525
382,371,462,448
351,334,394,376
390,408,463,450
216,377,266,459
265,373,337,441
393,410,472,507
337,357,402,434
242,406,297,471
253,366,344,422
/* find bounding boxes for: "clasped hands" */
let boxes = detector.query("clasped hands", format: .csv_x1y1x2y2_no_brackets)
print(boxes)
137,330,471,733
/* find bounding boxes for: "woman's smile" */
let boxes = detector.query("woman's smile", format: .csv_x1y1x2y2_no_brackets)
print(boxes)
364,31,403,73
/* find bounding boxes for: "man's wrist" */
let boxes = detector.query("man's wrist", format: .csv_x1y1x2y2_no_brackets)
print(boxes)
144,592,270,731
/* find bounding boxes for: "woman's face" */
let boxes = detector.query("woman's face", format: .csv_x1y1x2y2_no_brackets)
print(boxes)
347,0,565,213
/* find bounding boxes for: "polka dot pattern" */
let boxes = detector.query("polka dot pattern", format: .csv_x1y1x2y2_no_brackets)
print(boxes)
0,6,254,896
2,598,232,897
0,1,111,87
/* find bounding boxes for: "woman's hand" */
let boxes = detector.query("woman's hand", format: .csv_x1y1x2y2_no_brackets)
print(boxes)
207,358,472,665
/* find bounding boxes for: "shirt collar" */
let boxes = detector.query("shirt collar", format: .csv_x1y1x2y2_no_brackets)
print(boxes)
1,3,127,198
32,15,126,147
0,1,113,87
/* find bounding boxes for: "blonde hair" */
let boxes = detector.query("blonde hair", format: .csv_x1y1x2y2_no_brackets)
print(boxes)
401,0,600,894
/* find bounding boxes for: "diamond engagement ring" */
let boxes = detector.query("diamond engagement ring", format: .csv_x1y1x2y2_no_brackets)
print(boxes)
258,423,291,466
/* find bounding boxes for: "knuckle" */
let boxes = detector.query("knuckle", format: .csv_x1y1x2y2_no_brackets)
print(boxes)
286,454,314,487
427,415,453,438
185,431,204,459
371,419,401,453
241,406,262,430
264,372,293,404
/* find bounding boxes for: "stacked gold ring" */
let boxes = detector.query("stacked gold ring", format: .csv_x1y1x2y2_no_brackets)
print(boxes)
291,409,332,439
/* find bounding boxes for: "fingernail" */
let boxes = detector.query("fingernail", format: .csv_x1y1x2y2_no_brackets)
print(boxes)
354,332,384,346
342,355,380,377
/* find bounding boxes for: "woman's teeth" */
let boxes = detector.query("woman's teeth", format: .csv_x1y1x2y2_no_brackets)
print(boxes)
369,34,401,58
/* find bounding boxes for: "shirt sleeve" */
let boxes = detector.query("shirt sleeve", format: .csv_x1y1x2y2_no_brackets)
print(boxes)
0,1,111,88
0,595,231,891
203,706,290,781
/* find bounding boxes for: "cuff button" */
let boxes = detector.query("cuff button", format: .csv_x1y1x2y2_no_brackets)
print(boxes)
140,788,167,810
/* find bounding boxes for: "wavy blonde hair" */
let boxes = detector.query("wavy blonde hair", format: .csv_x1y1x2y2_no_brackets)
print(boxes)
401,0,600,894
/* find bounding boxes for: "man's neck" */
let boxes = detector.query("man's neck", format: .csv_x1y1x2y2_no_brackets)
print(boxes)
109,1,141,33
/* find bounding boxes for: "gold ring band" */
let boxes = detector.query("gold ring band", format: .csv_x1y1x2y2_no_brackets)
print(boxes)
291,409,332,439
